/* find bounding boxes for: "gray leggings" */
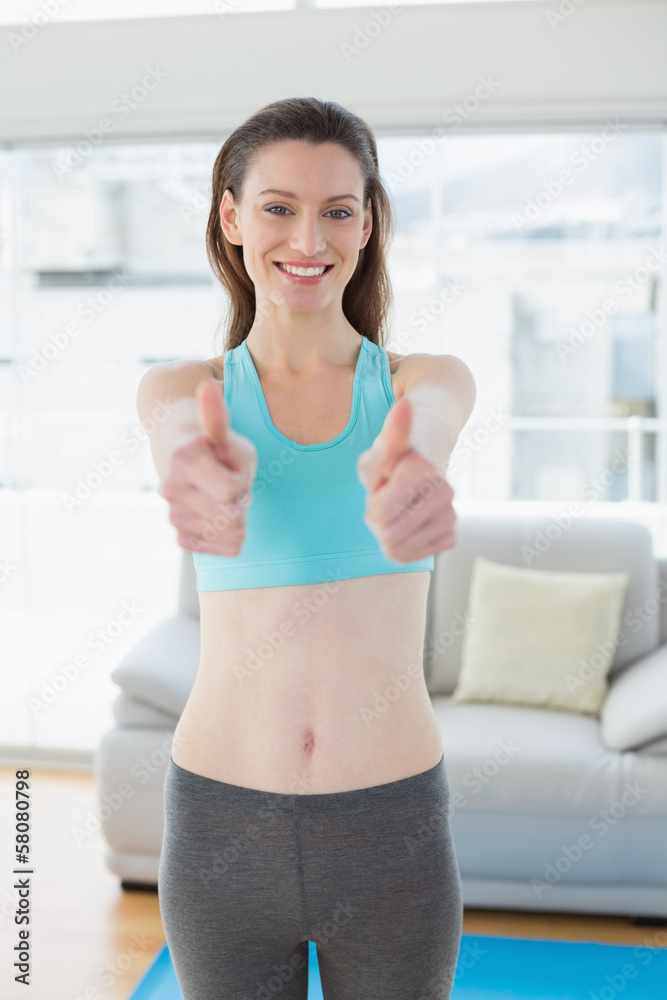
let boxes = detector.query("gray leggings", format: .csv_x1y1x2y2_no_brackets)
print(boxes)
158,753,463,1000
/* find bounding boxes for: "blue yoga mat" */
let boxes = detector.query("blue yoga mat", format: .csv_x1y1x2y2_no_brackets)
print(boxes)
128,932,667,999
128,939,323,1000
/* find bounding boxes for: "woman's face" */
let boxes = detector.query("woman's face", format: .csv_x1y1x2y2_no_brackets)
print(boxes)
219,140,373,313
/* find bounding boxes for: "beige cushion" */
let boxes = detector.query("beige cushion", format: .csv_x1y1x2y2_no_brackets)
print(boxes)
452,557,629,715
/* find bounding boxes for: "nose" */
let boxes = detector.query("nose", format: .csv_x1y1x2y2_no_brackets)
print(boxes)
287,210,327,258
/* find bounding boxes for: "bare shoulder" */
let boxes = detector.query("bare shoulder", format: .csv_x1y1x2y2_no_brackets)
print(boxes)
385,348,407,399
136,358,222,424
385,349,406,368
383,349,476,404
385,349,407,379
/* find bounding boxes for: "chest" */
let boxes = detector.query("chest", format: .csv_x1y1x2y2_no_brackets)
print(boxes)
256,364,402,448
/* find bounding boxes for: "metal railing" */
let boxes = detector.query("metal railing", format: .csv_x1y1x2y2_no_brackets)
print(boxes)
1,411,665,503
503,414,664,504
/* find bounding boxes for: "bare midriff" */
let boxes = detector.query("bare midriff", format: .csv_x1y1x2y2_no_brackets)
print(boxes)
172,570,443,793
170,343,444,794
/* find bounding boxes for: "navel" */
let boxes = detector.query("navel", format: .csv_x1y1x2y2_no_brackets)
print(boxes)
303,729,315,753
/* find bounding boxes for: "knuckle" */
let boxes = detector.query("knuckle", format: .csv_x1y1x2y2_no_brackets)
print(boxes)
163,470,189,500
171,443,194,467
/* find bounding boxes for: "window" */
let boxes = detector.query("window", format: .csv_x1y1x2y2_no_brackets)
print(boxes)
1,128,664,751
381,130,664,509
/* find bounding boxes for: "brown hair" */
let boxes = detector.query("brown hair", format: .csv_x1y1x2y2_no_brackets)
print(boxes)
205,97,395,353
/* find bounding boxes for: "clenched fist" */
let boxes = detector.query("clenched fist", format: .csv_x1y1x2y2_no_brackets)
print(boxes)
160,379,258,556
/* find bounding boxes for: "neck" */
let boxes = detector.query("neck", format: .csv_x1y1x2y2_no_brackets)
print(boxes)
245,305,362,377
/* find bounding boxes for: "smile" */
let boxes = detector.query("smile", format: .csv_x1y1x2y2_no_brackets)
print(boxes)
274,262,334,279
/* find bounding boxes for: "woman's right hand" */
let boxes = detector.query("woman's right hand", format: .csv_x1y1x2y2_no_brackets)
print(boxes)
160,379,258,556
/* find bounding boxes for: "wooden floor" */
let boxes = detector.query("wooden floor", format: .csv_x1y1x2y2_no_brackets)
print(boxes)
0,767,664,1000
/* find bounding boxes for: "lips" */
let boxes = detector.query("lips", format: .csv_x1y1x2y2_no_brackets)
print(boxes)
273,262,334,274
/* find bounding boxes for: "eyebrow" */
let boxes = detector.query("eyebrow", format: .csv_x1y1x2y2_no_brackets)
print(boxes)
258,188,360,204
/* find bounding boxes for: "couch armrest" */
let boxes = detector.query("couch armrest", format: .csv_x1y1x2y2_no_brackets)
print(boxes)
600,643,667,751
111,613,200,719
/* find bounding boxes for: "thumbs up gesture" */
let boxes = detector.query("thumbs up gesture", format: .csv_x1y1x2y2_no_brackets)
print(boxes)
356,395,457,563
195,379,255,478
160,379,257,556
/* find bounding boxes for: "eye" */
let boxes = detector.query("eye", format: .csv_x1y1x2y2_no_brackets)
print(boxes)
263,205,352,219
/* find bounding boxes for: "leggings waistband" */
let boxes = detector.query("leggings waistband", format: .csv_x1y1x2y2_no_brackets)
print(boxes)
167,753,447,817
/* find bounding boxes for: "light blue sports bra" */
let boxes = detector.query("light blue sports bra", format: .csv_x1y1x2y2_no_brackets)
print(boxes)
191,335,435,591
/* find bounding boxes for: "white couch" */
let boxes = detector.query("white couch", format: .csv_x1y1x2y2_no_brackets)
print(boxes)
96,510,667,918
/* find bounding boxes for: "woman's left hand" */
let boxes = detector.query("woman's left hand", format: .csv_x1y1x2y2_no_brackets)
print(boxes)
356,395,457,563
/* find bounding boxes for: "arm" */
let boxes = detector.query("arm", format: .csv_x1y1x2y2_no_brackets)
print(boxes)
357,353,477,563
136,360,217,486
400,353,477,473
357,352,477,491
138,360,257,556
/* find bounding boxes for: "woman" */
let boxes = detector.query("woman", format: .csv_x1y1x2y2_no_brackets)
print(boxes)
142,97,475,1000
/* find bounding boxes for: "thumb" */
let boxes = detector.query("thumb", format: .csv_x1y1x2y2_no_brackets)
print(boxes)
195,379,236,469
358,395,413,493
374,395,413,484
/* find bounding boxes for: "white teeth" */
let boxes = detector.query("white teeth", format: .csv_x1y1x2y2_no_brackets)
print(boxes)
277,263,329,277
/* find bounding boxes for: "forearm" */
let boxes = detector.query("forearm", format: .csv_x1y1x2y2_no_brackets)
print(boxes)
137,371,202,486
402,383,465,474
148,412,201,487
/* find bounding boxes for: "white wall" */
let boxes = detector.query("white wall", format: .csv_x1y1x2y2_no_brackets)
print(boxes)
1,0,666,143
